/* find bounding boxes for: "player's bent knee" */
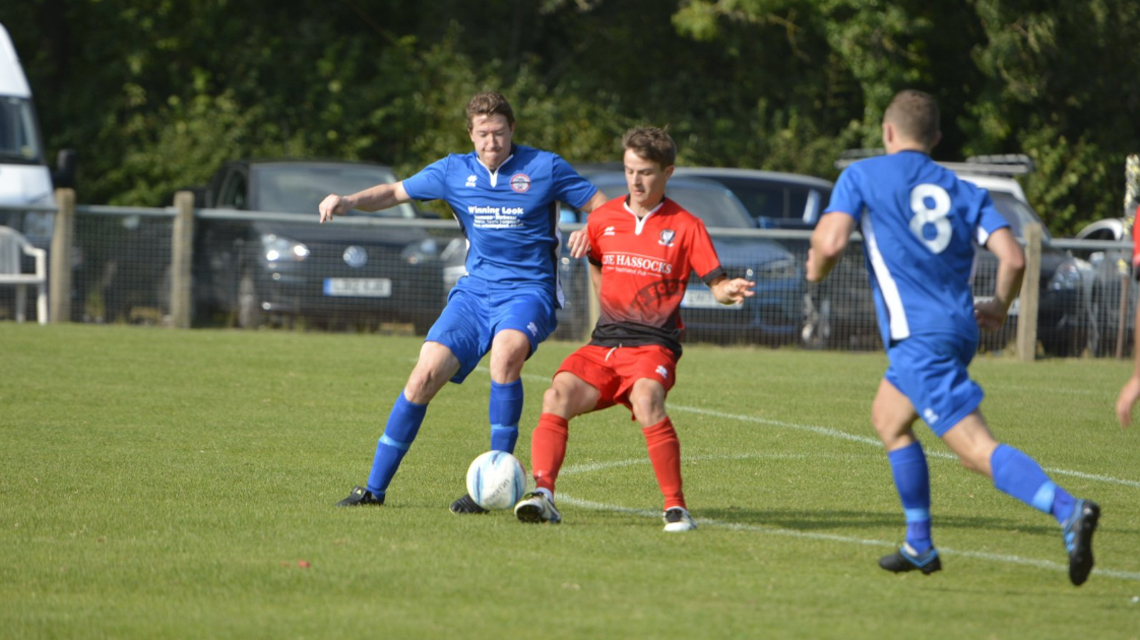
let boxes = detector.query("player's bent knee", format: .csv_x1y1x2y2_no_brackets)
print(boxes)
871,422,909,449
489,341,529,382
404,375,437,404
956,444,995,476
630,396,666,426
405,366,450,404
541,386,567,413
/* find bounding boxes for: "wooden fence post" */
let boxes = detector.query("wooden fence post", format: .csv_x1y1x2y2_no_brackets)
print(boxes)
170,191,195,329
1017,223,1042,362
49,188,75,324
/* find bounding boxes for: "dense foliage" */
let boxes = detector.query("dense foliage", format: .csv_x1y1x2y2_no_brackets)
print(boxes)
2,0,1137,234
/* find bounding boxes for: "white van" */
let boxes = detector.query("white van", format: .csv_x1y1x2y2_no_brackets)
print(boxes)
0,21,73,248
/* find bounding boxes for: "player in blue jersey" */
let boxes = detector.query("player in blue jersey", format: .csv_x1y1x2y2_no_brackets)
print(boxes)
806,89,1100,586
318,91,607,513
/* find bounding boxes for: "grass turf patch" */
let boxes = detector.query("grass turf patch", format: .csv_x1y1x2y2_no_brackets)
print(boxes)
1,324,1138,639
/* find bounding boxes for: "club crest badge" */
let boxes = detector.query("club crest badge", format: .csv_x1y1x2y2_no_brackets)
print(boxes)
509,173,531,193
659,229,676,246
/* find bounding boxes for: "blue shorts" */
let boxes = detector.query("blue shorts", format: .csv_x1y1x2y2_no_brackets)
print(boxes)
884,334,984,437
426,279,557,384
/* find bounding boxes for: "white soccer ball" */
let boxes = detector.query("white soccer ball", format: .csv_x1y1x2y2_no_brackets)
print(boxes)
465,450,527,510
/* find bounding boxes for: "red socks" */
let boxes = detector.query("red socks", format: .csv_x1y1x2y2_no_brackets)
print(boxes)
643,418,686,510
531,413,685,511
530,413,569,493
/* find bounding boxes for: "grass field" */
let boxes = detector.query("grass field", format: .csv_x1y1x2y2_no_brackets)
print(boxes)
1,324,1139,639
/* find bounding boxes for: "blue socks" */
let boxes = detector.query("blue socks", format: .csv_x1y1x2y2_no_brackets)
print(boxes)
888,441,933,553
364,380,524,498
366,392,428,496
489,379,523,453
990,444,1074,526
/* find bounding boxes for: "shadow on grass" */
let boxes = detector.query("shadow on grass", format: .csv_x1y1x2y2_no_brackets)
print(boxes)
696,506,1062,537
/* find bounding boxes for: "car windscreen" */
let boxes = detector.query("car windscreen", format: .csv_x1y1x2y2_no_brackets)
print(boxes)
988,191,1052,241
665,186,753,228
253,164,420,218
706,177,827,225
589,176,753,229
0,96,44,164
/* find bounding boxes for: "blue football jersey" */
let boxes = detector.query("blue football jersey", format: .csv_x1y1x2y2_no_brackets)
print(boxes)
402,144,598,304
825,151,1010,345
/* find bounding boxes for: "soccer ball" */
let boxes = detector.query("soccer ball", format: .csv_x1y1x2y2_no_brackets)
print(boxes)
465,450,527,510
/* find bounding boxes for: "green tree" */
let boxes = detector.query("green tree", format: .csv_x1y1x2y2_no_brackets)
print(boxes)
2,0,1137,234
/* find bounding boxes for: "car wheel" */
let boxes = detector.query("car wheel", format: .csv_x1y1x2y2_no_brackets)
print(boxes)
236,269,264,329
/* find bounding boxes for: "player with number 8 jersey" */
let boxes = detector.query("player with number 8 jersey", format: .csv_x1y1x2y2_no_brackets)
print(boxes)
806,89,1099,585
826,152,1006,347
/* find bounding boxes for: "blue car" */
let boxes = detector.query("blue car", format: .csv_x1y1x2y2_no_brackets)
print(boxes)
558,172,806,345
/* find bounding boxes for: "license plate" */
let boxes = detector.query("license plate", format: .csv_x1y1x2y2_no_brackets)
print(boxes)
681,288,741,310
323,278,392,298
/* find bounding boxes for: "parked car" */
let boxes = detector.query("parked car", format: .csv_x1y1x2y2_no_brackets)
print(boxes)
824,152,1095,355
188,160,456,332
1073,217,1135,356
952,165,1095,356
561,172,806,345
671,167,833,230
666,167,881,349
0,21,77,248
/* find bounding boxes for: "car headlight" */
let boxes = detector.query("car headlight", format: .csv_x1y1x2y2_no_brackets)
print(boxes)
261,234,309,262
1049,261,1082,291
754,258,796,280
402,238,440,265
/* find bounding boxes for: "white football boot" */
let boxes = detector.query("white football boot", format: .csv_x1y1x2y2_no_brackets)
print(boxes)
663,507,697,532
514,491,562,524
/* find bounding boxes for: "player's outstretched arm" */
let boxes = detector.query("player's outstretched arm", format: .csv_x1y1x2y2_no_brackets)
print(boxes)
566,229,591,259
709,276,756,306
1116,375,1140,430
975,227,1026,331
1115,298,1140,429
580,190,609,214
318,181,411,223
563,191,607,258
807,212,854,282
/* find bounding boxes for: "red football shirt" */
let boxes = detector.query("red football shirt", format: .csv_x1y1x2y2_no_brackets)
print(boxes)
1133,205,1140,279
585,195,725,355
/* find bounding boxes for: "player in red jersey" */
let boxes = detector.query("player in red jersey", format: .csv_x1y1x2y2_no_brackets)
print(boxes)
513,127,755,531
1114,205,1140,428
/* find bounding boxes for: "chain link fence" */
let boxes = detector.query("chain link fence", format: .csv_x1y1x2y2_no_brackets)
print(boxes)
1,194,1136,360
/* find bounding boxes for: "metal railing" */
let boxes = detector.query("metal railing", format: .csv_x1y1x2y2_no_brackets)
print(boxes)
2,189,1135,361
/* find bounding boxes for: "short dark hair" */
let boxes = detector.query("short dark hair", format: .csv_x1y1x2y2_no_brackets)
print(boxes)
622,126,676,169
466,92,515,131
884,90,941,147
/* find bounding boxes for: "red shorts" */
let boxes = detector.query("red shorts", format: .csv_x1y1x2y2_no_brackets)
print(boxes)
556,344,678,416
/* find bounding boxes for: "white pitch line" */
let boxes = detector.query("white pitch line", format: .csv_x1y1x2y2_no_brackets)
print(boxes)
984,384,1102,397
465,367,1140,581
554,492,1140,583
497,368,1140,489
667,405,1140,490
